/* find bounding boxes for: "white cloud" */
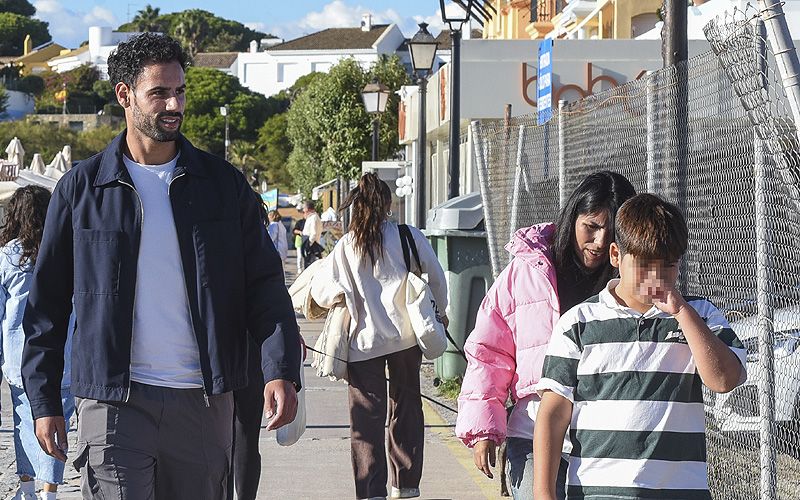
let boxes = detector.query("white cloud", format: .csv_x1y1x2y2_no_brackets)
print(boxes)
245,22,268,33
34,0,120,48
269,0,471,41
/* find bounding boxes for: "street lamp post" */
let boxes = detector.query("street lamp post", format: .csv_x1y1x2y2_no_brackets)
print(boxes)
360,79,391,161
440,0,474,200
408,22,438,228
219,104,230,162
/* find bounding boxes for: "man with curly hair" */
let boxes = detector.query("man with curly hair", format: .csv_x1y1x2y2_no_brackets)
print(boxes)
20,33,302,499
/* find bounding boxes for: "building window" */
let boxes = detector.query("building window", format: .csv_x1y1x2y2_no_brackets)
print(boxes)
68,121,84,132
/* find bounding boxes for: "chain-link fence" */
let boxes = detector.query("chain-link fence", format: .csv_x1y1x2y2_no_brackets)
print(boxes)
472,7,800,499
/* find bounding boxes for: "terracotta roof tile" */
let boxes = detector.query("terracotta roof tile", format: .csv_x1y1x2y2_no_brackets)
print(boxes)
267,25,391,51
193,52,238,68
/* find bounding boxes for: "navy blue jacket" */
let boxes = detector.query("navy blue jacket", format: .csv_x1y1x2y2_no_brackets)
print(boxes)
21,131,301,419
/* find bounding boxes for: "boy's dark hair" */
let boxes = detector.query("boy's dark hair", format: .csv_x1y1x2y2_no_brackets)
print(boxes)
107,33,188,88
615,193,688,262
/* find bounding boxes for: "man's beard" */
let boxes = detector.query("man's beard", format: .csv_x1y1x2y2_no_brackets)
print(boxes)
132,104,182,142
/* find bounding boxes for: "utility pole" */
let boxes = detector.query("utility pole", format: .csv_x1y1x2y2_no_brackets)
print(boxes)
661,0,688,292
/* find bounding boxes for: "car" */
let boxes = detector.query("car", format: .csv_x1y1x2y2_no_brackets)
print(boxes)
710,305,800,434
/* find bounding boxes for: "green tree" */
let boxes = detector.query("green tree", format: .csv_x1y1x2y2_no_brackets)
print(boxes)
0,85,8,115
173,10,209,59
368,55,410,161
285,56,409,194
16,74,43,95
182,67,272,155
256,113,293,190
131,4,163,32
0,0,36,16
0,12,50,56
119,9,269,54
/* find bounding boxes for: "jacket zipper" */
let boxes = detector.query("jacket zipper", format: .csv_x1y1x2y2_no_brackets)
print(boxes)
118,179,142,403
168,172,211,408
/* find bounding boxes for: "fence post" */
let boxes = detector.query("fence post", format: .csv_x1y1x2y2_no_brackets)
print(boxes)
646,71,659,194
758,0,800,143
472,120,501,278
752,17,778,500
558,100,567,210
510,125,527,241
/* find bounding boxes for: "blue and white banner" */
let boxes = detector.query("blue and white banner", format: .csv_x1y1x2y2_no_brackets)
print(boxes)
537,39,553,125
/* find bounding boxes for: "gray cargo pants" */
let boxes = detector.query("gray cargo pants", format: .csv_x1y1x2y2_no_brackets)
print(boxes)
73,382,234,500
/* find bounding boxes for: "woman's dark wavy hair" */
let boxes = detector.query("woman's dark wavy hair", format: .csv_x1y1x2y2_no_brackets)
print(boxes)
0,185,52,267
339,173,392,263
552,170,636,272
107,33,188,88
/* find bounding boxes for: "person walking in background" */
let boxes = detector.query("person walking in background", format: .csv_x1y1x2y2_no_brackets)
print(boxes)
301,200,323,267
455,171,635,500
533,194,746,500
311,173,448,500
21,33,301,499
1,186,75,500
268,209,288,266
293,218,305,274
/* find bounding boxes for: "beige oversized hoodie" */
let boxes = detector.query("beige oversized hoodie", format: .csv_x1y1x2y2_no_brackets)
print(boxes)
310,221,448,362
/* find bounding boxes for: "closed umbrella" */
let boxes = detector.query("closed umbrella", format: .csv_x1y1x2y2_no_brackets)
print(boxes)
5,137,24,168
29,154,46,174
45,152,67,180
61,145,72,168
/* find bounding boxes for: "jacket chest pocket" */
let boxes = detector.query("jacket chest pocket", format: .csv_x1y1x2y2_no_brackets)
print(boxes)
193,219,240,288
74,229,122,295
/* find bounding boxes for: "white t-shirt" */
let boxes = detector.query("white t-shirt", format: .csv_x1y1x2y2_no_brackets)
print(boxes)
123,154,203,388
302,212,322,245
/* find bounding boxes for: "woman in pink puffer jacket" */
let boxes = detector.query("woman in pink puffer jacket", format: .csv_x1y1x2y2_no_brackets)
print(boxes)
456,172,635,499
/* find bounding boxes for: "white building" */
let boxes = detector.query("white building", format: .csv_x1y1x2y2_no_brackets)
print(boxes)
47,26,147,79
237,14,406,98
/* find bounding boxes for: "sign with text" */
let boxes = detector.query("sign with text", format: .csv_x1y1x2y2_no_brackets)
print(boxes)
537,39,553,125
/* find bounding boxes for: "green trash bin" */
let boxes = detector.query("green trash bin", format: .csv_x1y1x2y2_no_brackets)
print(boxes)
424,192,494,380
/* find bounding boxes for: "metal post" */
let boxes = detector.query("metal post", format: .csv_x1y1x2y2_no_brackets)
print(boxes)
752,17,778,500
646,71,659,194
448,28,462,200
416,78,428,229
661,0,689,292
224,114,230,162
510,124,526,240
372,118,379,161
472,120,501,278
557,100,567,210
758,0,800,143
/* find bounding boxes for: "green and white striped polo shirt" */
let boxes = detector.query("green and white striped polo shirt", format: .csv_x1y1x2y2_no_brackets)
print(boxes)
537,279,746,500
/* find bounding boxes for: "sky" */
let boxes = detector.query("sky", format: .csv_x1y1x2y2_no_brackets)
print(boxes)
31,0,470,49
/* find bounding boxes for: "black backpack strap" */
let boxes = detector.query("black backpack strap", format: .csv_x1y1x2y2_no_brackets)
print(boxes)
398,224,422,273
399,224,412,272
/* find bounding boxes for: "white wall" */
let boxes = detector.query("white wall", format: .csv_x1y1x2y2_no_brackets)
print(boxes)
238,50,382,98
2,90,35,120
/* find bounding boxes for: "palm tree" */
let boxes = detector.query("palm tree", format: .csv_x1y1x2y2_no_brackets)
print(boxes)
173,10,209,59
132,5,162,32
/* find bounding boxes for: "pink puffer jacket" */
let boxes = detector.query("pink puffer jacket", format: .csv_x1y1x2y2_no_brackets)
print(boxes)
455,223,560,447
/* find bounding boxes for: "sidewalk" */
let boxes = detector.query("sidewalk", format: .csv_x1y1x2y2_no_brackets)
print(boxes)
0,250,504,499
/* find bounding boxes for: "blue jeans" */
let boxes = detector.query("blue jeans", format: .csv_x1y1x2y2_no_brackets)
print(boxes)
10,384,75,484
505,436,567,500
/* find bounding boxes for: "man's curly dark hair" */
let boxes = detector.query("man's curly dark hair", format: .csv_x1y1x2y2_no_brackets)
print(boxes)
107,33,188,88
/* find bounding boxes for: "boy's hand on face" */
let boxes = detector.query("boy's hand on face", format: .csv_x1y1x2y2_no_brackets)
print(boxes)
652,285,688,317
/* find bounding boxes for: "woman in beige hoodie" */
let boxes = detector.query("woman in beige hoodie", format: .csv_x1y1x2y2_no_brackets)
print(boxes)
312,173,447,500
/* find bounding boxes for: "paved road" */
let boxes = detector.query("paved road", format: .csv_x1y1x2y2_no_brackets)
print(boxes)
0,250,504,499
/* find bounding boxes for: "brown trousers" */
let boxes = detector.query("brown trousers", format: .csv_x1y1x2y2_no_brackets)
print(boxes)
347,346,424,499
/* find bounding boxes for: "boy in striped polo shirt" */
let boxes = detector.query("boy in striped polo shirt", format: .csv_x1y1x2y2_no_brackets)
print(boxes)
533,194,747,500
